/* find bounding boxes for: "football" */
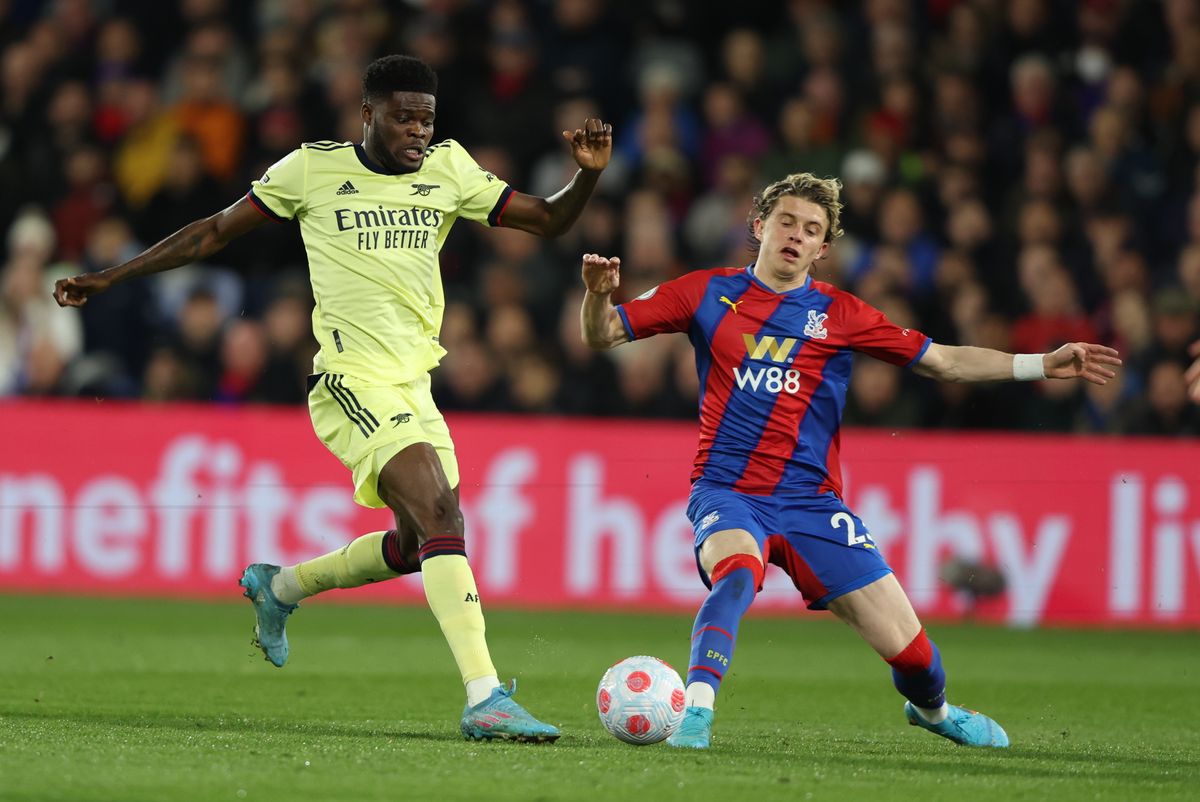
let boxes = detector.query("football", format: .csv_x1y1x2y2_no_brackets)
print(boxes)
595,655,687,744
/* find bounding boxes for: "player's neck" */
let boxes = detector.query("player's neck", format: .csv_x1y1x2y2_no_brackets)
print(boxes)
359,140,401,175
752,262,810,293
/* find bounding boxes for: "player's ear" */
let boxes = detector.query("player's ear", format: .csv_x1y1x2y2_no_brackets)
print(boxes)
361,101,373,124
752,217,764,240
816,241,830,261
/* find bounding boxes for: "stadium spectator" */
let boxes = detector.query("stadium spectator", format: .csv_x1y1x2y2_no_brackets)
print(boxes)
2,2,1197,435
170,38,246,183
1120,357,1199,435
1187,340,1200,403
1,209,81,395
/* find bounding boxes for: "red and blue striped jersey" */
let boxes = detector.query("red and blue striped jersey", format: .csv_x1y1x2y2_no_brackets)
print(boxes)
617,266,931,497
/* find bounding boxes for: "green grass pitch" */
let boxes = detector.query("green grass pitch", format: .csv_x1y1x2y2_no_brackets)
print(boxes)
1,595,1197,802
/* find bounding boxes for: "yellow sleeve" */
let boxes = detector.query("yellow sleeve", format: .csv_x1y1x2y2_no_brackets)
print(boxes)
248,148,306,221
448,140,513,226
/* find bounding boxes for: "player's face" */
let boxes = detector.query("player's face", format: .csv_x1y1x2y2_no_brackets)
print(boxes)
753,196,830,279
362,91,436,174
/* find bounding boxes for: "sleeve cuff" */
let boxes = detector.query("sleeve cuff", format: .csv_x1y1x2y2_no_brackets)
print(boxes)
616,305,636,341
906,336,933,368
246,188,289,222
487,186,515,227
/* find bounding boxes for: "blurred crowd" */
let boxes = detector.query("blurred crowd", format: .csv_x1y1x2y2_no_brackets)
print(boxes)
3,0,1200,435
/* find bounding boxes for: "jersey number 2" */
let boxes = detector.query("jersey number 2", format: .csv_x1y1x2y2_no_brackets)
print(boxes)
831,512,874,547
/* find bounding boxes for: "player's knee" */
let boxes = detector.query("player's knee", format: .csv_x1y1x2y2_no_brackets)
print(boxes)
710,553,766,595
409,490,464,542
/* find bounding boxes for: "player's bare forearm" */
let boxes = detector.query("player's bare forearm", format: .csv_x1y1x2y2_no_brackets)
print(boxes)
543,168,602,235
53,197,267,307
501,118,611,238
580,253,628,349
914,344,1015,383
118,219,222,280
915,342,1121,385
581,289,627,349
502,169,601,238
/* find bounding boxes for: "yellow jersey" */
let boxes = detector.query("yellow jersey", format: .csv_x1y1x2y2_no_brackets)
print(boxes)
247,139,512,385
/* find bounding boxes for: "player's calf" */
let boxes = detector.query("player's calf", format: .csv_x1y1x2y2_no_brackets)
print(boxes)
886,627,947,720
675,552,764,748
887,628,1009,748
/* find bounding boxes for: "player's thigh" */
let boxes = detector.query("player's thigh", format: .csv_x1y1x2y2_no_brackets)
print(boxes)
698,529,762,576
375,373,463,532
377,441,462,538
687,484,768,582
408,373,459,489
826,573,922,659
766,495,892,610
308,372,453,510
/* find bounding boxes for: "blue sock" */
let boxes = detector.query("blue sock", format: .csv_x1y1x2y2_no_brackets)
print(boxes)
686,557,761,696
887,629,947,709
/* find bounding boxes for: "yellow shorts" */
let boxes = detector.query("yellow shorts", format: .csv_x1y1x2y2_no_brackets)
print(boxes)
307,372,458,508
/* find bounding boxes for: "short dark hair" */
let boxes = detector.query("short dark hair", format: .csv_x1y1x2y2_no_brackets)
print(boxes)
362,55,437,103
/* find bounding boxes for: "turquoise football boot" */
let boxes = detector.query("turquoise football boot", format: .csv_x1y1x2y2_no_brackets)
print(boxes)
460,680,560,742
905,702,1010,747
666,706,714,749
239,564,297,668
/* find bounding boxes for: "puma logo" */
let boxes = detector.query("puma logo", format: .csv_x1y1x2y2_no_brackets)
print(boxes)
719,295,743,314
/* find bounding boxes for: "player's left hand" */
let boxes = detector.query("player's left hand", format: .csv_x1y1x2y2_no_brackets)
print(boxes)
563,118,613,172
1045,342,1122,385
581,253,620,295
1185,339,1200,403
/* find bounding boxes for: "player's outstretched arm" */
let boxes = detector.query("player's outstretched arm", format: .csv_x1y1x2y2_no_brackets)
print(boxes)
498,118,613,238
914,342,1121,384
580,253,629,350
53,196,269,308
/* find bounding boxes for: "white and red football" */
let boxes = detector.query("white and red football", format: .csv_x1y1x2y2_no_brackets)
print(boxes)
596,655,686,745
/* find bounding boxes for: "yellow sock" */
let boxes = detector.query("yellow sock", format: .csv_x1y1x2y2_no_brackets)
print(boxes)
293,531,399,596
421,554,497,684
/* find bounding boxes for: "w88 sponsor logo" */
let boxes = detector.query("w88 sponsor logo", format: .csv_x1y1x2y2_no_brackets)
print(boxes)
733,366,802,394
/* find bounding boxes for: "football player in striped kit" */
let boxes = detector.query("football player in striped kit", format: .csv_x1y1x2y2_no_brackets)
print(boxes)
579,172,1121,749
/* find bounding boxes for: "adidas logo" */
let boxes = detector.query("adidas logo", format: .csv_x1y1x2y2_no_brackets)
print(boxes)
335,180,358,195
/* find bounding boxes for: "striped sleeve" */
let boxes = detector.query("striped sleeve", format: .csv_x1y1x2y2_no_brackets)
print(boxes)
837,292,931,367
446,140,512,226
617,270,709,339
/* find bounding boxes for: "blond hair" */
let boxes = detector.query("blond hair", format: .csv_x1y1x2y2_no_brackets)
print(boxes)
748,172,845,244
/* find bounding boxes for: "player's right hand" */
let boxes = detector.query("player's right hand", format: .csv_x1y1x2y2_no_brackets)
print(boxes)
581,253,620,295
53,273,112,307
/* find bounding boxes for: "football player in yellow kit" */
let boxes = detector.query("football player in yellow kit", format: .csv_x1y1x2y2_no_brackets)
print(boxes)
54,55,613,742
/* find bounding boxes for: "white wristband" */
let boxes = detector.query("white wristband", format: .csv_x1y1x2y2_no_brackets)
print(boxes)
1013,353,1046,381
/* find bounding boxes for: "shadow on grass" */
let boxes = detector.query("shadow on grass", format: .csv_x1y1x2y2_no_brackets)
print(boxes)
822,745,1195,786
0,708,461,743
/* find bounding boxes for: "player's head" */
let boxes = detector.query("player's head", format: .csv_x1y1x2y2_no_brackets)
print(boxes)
748,173,844,275
361,55,438,174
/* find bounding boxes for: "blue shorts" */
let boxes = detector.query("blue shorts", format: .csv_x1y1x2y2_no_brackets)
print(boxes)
686,482,893,610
